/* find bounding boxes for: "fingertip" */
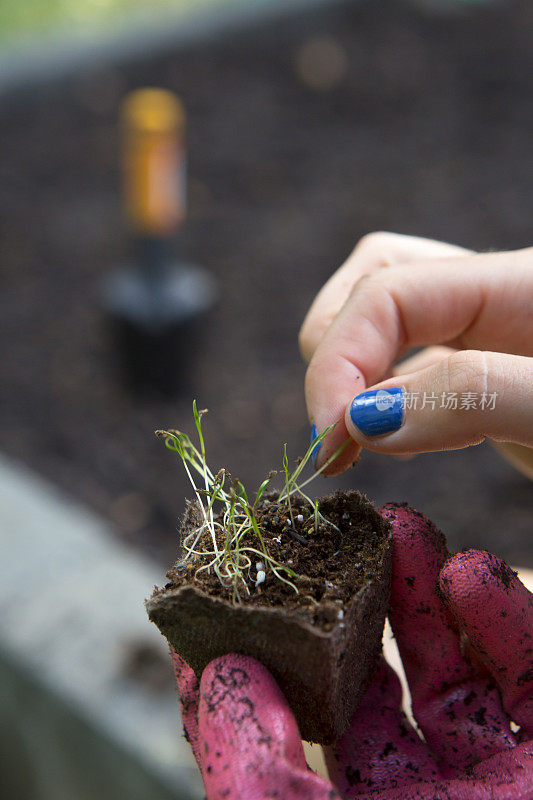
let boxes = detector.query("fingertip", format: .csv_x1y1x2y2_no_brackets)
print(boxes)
316,446,361,475
199,654,291,717
379,502,444,548
200,653,268,690
379,503,449,591
313,422,360,475
344,387,406,446
304,348,367,464
439,550,520,612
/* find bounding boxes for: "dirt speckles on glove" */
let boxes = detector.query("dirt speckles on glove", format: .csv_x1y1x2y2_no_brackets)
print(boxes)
171,504,533,800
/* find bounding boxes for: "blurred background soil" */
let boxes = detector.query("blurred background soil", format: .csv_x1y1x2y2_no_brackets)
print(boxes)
1,0,532,567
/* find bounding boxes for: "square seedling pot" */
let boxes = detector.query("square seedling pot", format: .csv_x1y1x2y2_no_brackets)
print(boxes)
146,491,392,744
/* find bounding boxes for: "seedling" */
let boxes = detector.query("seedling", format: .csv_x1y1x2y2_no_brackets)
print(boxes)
156,401,349,602
148,412,392,744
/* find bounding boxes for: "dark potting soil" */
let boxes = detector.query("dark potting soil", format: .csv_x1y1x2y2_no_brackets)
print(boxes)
163,490,391,629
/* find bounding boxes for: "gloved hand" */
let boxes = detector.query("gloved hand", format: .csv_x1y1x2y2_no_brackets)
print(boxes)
171,505,533,798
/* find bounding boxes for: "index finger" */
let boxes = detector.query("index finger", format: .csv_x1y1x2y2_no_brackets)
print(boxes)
306,248,533,472
299,231,470,362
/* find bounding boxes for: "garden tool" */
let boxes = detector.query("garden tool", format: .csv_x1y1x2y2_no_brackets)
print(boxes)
102,88,216,396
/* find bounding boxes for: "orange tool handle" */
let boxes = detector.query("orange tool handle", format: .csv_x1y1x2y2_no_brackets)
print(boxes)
121,88,186,236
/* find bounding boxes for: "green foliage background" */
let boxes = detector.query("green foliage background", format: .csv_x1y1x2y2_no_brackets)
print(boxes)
0,0,224,43
0,1,495,44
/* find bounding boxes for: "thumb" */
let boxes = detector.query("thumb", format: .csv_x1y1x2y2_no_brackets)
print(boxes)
344,350,533,455
198,655,339,800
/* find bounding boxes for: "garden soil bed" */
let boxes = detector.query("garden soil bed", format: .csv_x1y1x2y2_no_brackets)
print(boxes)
0,0,532,568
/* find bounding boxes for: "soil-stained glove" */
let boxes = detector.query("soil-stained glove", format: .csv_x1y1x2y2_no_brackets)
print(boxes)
171,505,533,799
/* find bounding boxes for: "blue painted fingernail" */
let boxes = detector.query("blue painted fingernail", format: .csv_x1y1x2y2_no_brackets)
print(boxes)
310,423,321,467
349,388,405,437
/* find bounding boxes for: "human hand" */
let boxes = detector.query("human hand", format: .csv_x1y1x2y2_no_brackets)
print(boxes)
171,504,533,799
299,232,533,474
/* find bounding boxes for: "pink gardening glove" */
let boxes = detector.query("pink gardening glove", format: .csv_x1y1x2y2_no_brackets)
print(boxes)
171,504,533,799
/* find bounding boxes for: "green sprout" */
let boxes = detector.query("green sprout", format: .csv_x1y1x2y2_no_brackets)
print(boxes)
156,401,350,602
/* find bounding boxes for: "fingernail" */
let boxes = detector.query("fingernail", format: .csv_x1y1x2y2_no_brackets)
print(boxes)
310,423,321,467
349,388,405,437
